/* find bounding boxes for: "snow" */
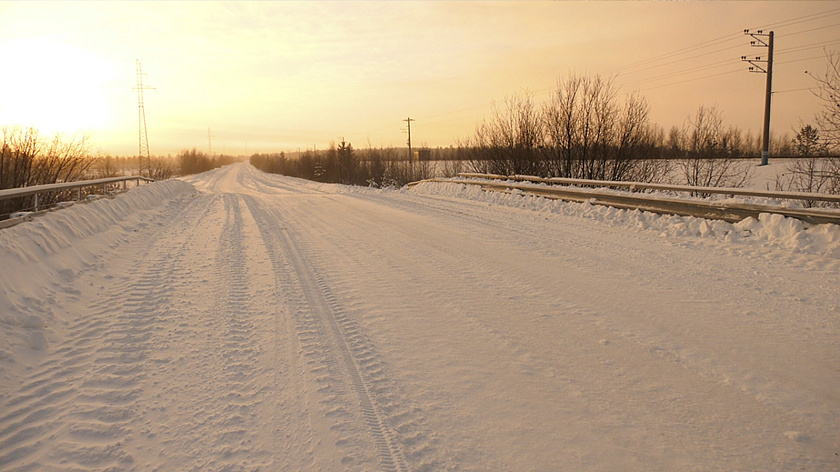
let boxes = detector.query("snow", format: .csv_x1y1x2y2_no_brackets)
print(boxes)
1,162,838,471
409,179,840,264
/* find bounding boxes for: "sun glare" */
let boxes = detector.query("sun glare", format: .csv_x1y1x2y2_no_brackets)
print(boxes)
0,38,114,134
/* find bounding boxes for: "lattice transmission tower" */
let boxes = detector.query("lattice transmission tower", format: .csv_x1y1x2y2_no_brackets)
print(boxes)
133,60,155,177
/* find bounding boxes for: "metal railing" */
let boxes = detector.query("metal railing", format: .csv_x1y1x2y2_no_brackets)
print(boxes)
408,173,840,225
456,173,840,204
0,176,154,228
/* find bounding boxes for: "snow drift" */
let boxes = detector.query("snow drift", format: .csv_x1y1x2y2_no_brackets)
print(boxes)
0,180,195,373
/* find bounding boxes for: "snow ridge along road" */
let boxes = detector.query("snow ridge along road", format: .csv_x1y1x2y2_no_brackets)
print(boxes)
1,162,838,471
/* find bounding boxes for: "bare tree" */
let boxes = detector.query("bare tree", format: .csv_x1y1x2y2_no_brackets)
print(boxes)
0,126,94,217
811,50,840,149
0,126,41,191
95,155,119,178
543,73,661,181
149,157,174,180
676,105,753,191
466,92,546,176
799,50,840,199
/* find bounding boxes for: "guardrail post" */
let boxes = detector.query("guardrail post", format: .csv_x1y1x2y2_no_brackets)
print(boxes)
34,193,39,212
77,187,82,201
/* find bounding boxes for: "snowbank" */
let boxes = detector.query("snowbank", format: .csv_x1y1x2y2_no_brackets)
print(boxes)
407,181,840,261
0,180,195,370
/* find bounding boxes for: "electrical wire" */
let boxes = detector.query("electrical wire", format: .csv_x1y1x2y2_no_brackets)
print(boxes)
773,86,815,94
382,7,840,141
776,55,830,66
622,58,738,88
776,38,840,55
750,7,840,31
608,33,742,76
614,8,840,81
634,68,744,93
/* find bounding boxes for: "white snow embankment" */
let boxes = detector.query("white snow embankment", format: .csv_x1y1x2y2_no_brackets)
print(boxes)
0,179,195,369
408,180,840,262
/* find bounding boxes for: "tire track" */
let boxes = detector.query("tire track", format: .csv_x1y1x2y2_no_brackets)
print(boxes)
238,195,318,471
187,193,272,469
242,195,410,472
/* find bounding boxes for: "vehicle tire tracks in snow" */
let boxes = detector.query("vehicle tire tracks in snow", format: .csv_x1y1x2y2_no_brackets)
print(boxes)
243,194,428,472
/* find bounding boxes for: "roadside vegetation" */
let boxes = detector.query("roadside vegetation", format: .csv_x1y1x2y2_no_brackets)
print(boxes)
771,50,840,205
5,52,840,216
1,126,95,218
0,128,238,218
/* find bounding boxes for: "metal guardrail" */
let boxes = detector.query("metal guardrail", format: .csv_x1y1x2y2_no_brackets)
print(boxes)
408,174,840,225
457,173,840,204
0,176,154,229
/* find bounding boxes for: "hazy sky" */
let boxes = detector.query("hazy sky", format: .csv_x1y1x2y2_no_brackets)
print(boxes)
1,1,838,156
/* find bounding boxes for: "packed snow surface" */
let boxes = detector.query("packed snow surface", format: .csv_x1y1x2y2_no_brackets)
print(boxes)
1,162,838,471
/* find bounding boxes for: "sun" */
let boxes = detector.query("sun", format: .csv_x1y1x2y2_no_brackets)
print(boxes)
0,38,115,134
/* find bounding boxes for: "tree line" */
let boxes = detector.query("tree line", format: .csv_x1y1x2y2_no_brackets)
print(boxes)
250,141,462,188
177,148,240,176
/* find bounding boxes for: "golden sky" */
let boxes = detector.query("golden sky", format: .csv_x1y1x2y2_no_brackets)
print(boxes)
1,1,838,156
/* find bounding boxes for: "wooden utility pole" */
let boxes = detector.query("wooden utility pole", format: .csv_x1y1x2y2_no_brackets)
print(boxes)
403,117,415,163
742,30,774,166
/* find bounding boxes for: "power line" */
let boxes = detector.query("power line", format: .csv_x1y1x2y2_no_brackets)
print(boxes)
621,23,839,82
776,55,829,66
773,86,814,94
617,8,840,84
622,57,738,88
608,32,742,75
635,68,743,93
776,38,840,55
780,21,840,38
363,9,840,147
750,7,840,31
618,43,745,78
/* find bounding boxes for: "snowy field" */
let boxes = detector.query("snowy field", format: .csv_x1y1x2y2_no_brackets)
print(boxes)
1,162,838,471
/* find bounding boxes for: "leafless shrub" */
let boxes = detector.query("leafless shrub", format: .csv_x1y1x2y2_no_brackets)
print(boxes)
465,92,546,176
542,74,662,181
773,125,837,206
780,50,840,204
94,155,120,178
149,157,174,180
1,126,94,217
811,50,840,150
674,106,753,192
440,158,465,178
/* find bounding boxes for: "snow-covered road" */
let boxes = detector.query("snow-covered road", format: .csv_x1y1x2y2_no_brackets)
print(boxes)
1,162,838,471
